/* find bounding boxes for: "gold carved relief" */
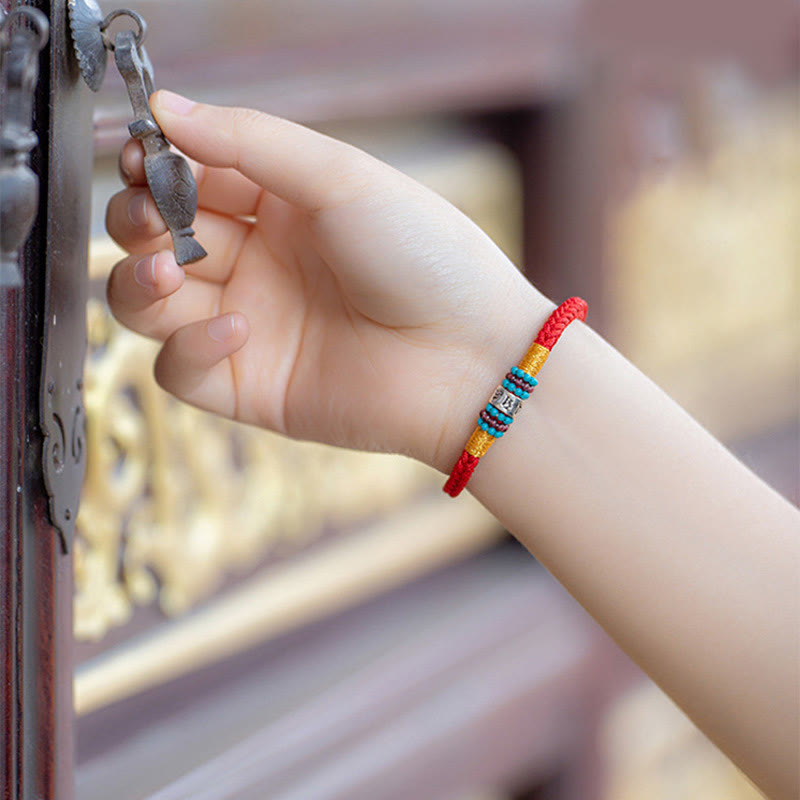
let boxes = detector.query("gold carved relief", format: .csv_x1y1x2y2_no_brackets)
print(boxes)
75,297,436,641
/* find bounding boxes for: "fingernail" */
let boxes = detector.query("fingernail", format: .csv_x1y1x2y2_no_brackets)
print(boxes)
154,90,196,116
207,314,236,342
133,254,157,288
127,193,150,227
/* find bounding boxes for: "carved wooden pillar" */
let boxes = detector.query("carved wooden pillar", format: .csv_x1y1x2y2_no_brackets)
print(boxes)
1,0,92,796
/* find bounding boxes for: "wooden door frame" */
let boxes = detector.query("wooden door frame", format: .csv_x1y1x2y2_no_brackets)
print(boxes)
1,1,91,797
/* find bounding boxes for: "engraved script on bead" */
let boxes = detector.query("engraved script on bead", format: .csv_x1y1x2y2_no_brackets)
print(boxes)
490,386,522,417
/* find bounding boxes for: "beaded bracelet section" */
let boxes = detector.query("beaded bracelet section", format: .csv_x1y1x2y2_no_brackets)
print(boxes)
443,297,588,497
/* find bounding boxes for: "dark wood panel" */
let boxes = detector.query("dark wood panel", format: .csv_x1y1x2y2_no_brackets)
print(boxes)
1,0,94,796
0,285,22,800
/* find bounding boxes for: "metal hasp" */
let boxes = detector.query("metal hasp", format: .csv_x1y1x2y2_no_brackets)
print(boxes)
68,1,206,265
40,0,96,554
0,8,49,287
113,28,206,265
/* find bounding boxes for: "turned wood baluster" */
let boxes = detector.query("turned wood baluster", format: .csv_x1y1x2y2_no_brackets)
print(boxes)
0,9,49,287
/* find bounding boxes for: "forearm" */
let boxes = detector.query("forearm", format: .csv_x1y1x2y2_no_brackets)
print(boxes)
439,298,799,799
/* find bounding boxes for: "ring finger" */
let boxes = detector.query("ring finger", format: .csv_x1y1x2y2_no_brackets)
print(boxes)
107,249,224,342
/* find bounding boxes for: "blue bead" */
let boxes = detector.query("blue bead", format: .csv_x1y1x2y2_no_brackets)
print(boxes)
489,428,497,437
522,391,529,399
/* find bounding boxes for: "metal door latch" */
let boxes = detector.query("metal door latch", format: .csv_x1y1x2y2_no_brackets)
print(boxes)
68,0,206,264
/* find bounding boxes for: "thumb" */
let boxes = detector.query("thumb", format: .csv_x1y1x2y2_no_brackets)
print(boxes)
150,90,381,212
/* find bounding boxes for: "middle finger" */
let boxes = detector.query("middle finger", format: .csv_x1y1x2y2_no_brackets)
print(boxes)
106,187,253,284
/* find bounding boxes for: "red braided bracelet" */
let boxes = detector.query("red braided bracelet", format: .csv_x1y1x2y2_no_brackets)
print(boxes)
443,297,588,497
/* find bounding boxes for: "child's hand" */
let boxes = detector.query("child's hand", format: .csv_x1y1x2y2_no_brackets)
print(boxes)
105,91,548,470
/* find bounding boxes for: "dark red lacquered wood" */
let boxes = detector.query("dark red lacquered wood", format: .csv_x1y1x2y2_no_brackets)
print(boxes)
1,2,78,797
1,285,23,800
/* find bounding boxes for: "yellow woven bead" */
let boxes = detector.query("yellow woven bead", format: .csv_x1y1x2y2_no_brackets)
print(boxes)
465,428,495,458
518,343,549,377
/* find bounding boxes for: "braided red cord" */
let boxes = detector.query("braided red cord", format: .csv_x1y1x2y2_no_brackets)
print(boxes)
443,451,479,496
534,296,588,349
443,297,587,498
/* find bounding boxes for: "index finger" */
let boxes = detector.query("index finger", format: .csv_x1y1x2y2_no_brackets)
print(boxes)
150,91,389,213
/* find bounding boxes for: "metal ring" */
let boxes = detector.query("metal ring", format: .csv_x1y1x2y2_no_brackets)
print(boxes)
99,8,146,52
0,7,50,51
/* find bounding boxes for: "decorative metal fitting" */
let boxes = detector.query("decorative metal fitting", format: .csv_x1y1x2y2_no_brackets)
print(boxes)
68,0,206,265
0,7,50,287
67,0,106,90
490,386,523,418
99,8,146,51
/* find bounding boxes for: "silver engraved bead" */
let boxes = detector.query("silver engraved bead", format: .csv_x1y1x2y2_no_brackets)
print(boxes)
490,386,523,417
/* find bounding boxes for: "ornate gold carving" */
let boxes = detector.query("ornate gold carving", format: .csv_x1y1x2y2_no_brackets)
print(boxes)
75,298,436,641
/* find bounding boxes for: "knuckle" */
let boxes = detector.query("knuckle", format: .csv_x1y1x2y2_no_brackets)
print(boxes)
153,334,183,390
104,191,122,229
313,148,380,210
152,350,171,393
104,259,127,308
228,107,273,146
227,106,280,169
229,106,269,130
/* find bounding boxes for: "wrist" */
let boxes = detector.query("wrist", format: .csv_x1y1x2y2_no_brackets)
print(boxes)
437,295,589,496
421,279,554,474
